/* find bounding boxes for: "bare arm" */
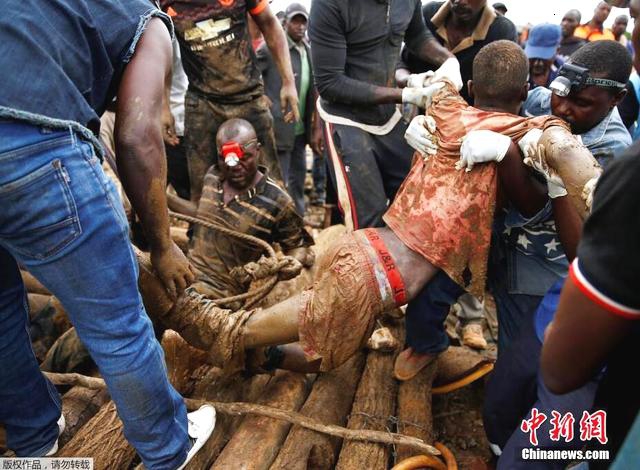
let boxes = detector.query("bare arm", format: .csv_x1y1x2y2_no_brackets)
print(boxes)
166,192,197,218
253,6,300,122
115,18,195,299
541,277,628,394
551,196,583,261
498,142,548,217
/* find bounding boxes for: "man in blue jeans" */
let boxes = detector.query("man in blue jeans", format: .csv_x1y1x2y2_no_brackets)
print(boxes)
0,2,214,468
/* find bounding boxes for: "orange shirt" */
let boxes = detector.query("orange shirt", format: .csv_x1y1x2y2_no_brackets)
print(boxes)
574,24,615,42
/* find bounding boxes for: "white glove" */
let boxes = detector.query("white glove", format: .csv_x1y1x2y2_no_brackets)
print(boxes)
547,174,568,199
402,82,445,108
406,70,435,88
405,115,438,158
430,57,463,91
582,175,599,210
518,128,543,160
456,130,511,172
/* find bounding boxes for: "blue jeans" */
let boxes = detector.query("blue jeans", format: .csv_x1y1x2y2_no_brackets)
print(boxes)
405,271,460,354
277,134,307,215
0,122,188,469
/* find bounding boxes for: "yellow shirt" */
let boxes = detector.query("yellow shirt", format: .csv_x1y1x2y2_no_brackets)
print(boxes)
574,24,615,42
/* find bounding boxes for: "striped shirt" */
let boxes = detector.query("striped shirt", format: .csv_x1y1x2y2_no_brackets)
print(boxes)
189,167,313,299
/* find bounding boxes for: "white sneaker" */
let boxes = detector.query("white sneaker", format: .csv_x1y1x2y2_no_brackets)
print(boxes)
176,405,216,470
44,413,66,457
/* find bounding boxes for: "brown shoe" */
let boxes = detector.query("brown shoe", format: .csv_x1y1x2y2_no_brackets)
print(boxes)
461,323,487,350
394,347,438,381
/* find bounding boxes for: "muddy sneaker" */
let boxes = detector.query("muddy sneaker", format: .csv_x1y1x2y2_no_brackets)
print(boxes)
176,405,216,470
44,414,66,456
461,323,487,350
393,347,438,381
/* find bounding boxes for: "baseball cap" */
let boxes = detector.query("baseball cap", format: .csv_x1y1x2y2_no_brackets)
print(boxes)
493,2,507,13
285,2,309,21
525,23,562,60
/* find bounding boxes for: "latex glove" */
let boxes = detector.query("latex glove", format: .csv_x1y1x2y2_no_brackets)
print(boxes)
518,128,543,160
405,115,438,158
456,130,511,172
402,82,445,108
406,70,435,88
430,57,463,91
547,174,568,199
582,175,599,211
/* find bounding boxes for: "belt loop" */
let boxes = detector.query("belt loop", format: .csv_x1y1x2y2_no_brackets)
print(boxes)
68,125,77,147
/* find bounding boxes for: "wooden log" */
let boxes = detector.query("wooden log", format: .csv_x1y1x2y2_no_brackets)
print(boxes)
210,371,312,470
335,319,404,470
40,328,95,375
21,270,50,295
162,329,210,396
58,386,110,448
58,401,135,470
270,353,366,470
395,361,438,463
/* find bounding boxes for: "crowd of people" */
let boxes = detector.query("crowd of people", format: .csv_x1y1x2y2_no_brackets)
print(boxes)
1,0,640,469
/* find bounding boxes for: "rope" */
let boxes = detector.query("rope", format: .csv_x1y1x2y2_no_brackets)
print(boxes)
168,210,279,308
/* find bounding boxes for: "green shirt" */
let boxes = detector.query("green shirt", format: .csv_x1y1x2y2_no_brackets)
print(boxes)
291,37,310,136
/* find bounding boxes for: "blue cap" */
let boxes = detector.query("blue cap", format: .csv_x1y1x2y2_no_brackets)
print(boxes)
525,23,562,60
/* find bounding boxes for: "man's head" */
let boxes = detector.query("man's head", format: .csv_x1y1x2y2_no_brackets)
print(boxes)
525,23,561,81
561,9,582,38
612,14,629,38
493,2,507,16
593,1,612,24
550,40,630,134
450,0,487,23
284,3,309,43
216,119,261,190
469,40,529,111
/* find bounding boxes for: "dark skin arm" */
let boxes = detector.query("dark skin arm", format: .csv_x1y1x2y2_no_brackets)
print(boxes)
551,196,583,261
541,278,629,394
498,142,548,218
253,6,300,122
115,18,195,299
166,192,197,218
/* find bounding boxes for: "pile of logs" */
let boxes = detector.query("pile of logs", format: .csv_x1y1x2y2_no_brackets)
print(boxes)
1,227,493,469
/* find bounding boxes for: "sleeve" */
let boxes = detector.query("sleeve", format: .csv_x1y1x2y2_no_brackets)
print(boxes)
522,87,552,117
309,0,378,105
247,0,269,16
396,45,411,72
618,82,639,131
274,200,314,251
571,143,640,318
404,0,435,54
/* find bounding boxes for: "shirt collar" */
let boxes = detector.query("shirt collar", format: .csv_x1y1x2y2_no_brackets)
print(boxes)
431,1,497,54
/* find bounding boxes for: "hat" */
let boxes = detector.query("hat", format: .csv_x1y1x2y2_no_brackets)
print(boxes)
525,23,561,60
493,2,507,13
285,2,309,21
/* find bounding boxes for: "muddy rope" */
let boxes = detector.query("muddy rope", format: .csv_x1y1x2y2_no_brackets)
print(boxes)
168,211,285,309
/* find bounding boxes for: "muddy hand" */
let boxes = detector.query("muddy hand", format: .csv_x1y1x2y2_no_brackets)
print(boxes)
281,82,300,123
151,241,196,300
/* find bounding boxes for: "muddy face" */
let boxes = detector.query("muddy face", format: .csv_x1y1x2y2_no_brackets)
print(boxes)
551,82,622,135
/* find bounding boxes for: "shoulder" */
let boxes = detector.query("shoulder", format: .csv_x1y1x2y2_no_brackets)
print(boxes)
523,87,552,117
488,15,517,40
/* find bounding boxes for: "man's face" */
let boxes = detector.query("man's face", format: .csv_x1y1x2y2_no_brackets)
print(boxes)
450,0,487,22
551,83,621,134
613,17,628,36
286,15,307,43
529,58,553,77
217,137,260,190
561,13,580,38
594,2,612,23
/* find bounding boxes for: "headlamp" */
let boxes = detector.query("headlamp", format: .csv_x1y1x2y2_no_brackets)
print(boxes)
549,63,626,98
221,139,258,167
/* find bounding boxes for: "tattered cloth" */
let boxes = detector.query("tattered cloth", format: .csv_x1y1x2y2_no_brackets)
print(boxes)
384,82,568,297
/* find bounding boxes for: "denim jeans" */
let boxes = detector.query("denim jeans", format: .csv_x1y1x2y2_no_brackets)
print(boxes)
405,271,461,354
0,121,188,469
277,133,307,215
311,151,327,204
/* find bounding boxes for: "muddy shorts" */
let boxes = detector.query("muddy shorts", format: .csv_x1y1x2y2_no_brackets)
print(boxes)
298,230,404,371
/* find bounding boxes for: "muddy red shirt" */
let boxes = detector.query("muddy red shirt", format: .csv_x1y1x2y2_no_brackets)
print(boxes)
162,0,267,103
